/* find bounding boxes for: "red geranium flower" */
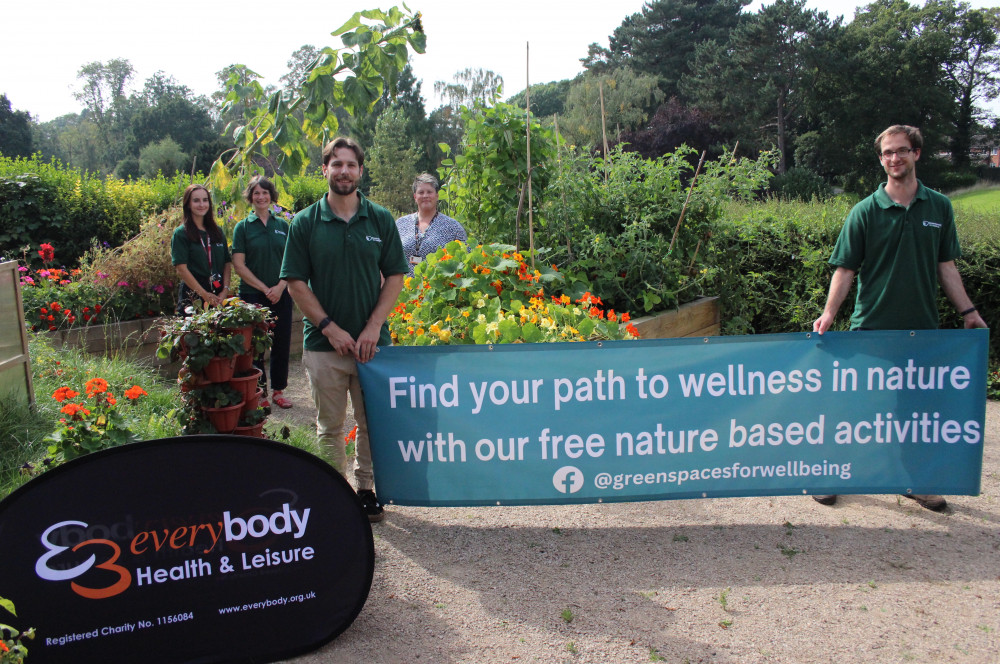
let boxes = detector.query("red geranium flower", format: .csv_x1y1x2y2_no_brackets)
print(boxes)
38,243,55,262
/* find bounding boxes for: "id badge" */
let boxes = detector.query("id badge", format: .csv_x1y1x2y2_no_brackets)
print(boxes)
409,255,423,266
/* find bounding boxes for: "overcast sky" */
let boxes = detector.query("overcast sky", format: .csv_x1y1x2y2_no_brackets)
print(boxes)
4,0,997,122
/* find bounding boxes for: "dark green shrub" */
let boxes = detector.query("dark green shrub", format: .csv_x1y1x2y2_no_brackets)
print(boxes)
768,167,832,201
0,155,192,267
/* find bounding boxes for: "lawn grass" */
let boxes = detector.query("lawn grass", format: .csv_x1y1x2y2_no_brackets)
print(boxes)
950,184,1000,213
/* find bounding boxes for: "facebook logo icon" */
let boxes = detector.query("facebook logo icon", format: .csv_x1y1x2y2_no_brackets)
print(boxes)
552,467,584,494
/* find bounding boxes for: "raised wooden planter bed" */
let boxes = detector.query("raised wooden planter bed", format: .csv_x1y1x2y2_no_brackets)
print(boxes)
631,296,720,340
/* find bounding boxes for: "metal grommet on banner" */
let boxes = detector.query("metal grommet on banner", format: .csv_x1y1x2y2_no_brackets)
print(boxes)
702,492,708,498
597,342,603,347
703,338,710,343
598,498,603,503
806,332,812,339
488,344,494,351
910,331,916,337
496,501,501,506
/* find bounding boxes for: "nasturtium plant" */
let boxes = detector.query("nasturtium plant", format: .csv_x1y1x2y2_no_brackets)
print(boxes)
388,241,638,345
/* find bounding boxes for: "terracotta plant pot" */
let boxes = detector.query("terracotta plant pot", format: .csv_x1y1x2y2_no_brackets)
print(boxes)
234,351,254,372
201,402,244,434
241,388,263,415
224,326,252,352
229,368,263,403
202,356,236,383
233,422,265,438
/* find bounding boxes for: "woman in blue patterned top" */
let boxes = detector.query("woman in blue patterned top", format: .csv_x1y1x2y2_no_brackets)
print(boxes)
395,173,467,277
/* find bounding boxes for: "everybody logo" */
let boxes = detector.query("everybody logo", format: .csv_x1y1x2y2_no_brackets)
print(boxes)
35,503,311,599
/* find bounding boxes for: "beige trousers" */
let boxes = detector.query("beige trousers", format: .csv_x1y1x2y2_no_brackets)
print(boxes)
302,349,374,491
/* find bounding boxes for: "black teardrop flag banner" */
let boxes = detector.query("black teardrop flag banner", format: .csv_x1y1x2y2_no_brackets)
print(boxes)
0,435,373,663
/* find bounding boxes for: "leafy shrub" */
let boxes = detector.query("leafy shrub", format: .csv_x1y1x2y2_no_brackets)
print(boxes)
139,136,188,178
538,144,776,314
284,172,328,212
710,197,999,366
0,154,194,266
768,167,832,201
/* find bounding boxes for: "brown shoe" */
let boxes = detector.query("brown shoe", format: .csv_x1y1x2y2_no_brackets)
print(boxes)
812,494,837,506
902,494,947,511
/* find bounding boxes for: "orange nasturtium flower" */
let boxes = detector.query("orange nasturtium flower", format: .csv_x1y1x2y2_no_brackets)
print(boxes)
85,377,109,395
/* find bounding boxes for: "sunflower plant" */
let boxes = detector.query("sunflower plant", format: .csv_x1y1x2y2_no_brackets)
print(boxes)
389,242,638,345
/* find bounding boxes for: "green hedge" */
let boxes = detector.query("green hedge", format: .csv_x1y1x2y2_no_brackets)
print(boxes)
709,198,1000,364
0,155,194,267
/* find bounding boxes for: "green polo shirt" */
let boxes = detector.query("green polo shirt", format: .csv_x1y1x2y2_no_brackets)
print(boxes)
170,225,231,292
829,180,961,330
231,212,290,297
280,192,407,351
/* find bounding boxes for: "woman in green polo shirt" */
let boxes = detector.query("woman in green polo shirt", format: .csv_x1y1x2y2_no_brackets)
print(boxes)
170,184,231,314
231,176,293,409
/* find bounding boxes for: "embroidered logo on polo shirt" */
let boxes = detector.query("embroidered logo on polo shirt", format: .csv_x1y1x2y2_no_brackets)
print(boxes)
365,236,383,243
922,220,942,228
275,229,287,236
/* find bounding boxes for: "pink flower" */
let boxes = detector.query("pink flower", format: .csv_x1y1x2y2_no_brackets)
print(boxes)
18,266,28,272
21,277,34,285
59,280,70,285
138,280,148,289
117,281,129,287
97,271,109,279
153,284,165,294
39,270,50,278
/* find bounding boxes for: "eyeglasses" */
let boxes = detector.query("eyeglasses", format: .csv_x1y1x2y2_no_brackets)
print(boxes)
880,147,915,159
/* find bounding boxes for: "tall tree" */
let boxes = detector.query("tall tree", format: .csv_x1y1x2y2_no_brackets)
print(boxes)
560,67,664,149
0,94,33,157
584,0,750,101
73,59,135,168
281,44,322,92
682,0,837,173
925,0,1000,167
367,107,421,217
506,79,573,118
434,68,504,110
804,0,956,190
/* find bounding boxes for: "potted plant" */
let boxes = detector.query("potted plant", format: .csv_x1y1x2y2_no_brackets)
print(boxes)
194,383,245,433
234,405,270,438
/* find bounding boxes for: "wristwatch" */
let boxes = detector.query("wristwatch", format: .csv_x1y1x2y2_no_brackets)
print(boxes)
317,317,332,331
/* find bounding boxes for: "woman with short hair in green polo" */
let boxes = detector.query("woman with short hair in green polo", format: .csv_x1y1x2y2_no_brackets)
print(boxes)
170,184,232,314
231,176,294,409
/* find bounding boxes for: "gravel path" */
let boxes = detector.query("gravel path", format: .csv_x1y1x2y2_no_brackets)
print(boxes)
271,356,1000,664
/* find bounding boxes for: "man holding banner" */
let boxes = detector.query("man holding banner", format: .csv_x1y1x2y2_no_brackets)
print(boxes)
812,124,988,510
281,137,408,522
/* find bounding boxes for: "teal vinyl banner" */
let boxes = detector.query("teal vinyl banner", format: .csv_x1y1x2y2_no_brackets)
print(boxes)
357,330,988,506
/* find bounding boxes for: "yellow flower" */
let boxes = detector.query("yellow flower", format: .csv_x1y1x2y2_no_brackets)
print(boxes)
477,313,487,324
476,298,486,309
416,328,425,336
486,321,499,335
437,329,452,342
462,311,470,318
429,323,441,334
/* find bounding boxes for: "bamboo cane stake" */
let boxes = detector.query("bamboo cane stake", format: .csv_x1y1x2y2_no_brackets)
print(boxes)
668,150,706,255
553,114,573,262
525,42,535,270
599,81,609,183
